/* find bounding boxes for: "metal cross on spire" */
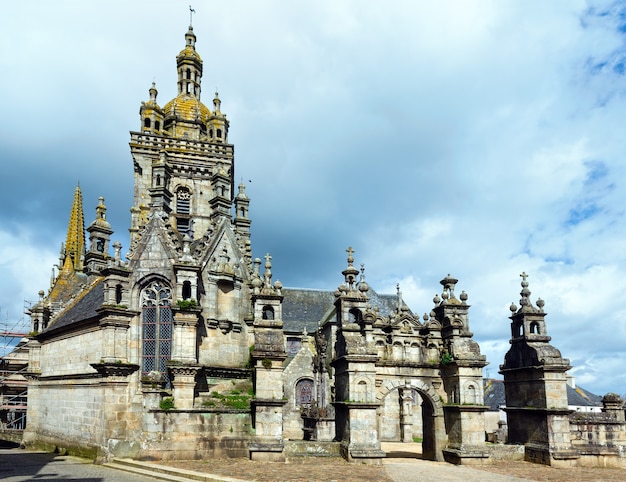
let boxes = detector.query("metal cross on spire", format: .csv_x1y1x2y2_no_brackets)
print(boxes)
189,5,196,26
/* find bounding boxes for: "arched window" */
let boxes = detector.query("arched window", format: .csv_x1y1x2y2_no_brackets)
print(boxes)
295,379,313,407
144,118,151,128
466,383,479,404
209,128,213,138
348,308,362,323
154,121,160,131
262,305,274,320
141,281,173,384
216,128,222,138
356,380,368,402
186,68,191,80
530,322,540,334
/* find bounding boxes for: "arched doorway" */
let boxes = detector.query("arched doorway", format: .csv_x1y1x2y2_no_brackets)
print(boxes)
377,380,446,462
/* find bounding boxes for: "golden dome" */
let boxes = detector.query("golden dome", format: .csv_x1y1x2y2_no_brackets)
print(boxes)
163,94,211,122
178,45,202,62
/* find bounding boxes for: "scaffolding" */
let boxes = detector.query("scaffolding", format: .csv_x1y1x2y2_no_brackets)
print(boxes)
0,304,31,431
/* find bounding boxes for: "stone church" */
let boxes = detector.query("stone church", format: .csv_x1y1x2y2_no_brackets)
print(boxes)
22,23,495,464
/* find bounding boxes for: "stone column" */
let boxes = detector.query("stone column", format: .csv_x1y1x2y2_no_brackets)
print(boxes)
97,306,136,363
399,385,414,443
168,365,201,409
249,254,288,461
171,307,200,364
601,393,625,422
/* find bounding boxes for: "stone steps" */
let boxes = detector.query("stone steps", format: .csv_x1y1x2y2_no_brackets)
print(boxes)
104,458,248,482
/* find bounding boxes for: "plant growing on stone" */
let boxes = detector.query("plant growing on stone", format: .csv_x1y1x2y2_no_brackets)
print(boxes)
176,299,198,309
440,353,454,365
160,397,175,411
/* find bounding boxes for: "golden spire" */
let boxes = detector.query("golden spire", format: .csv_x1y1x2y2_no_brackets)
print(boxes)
64,184,86,273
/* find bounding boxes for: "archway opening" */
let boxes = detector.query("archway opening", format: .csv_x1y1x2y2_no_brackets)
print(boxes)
379,386,438,461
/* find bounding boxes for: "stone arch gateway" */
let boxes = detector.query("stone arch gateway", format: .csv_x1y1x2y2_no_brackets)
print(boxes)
377,379,447,461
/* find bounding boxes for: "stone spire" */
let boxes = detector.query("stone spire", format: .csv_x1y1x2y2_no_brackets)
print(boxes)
46,185,89,306
63,184,86,273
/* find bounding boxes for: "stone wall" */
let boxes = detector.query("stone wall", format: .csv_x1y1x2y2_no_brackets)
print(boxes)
24,379,106,458
39,330,103,377
282,339,315,440
137,409,252,460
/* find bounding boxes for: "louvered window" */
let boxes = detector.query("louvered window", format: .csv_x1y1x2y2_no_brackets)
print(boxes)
176,187,191,234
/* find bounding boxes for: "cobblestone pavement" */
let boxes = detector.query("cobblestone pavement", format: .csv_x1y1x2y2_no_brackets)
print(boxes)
159,443,626,482
160,457,626,482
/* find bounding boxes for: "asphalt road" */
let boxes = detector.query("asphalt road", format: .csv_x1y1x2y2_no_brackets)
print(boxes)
0,441,160,482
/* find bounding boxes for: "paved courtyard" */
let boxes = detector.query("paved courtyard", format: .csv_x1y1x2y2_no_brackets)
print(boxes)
157,443,626,482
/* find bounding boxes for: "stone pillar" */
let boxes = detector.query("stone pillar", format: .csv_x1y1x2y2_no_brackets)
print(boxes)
168,365,201,409
601,393,625,422
250,356,287,461
249,254,288,461
399,385,414,443
331,248,384,464
98,306,135,363
433,275,489,464
171,308,200,364
27,338,41,374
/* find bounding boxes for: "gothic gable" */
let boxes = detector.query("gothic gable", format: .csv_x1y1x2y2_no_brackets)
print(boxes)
128,212,179,278
197,221,248,283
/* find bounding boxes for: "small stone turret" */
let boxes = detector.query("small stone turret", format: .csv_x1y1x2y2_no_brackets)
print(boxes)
499,273,576,466
331,247,384,464
85,197,113,274
249,253,288,462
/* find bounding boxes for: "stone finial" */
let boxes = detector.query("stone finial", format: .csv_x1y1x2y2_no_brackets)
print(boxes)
518,271,544,312
440,274,458,300
396,283,404,311
113,241,122,264
180,235,193,263
536,298,545,312
236,182,248,199
263,253,272,289
213,91,221,113
149,82,158,101
340,246,360,291
251,258,262,294
460,290,468,304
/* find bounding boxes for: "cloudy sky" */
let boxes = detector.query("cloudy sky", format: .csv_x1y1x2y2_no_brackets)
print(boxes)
2,1,626,395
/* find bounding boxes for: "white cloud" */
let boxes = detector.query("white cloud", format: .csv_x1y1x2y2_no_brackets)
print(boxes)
1,0,626,394
0,229,57,333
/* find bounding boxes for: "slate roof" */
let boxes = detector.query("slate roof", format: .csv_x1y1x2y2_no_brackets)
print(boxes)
42,279,105,335
483,378,506,411
281,287,408,334
38,283,406,336
483,378,603,411
567,385,604,407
